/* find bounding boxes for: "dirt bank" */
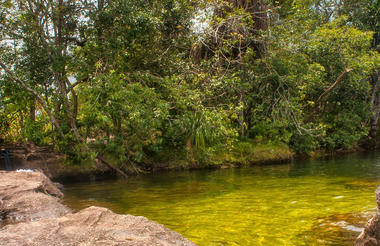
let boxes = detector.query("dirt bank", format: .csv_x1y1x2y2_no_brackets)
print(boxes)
0,171,196,246
0,143,114,182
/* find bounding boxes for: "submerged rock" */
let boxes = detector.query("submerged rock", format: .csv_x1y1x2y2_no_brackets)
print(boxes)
0,171,196,245
356,187,380,246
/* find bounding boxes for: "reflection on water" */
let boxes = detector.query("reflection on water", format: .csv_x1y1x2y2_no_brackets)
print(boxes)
64,152,380,245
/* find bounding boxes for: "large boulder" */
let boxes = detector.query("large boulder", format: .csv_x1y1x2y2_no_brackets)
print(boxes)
356,187,380,246
0,171,196,245
0,170,70,224
0,206,196,246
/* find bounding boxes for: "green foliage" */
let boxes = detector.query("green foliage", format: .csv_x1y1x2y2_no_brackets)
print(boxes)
1,0,379,171
247,12,378,154
290,131,318,154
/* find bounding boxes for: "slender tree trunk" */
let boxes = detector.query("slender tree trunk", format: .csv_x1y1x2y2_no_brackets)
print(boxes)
19,110,25,140
369,71,380,141
71,88,78,120
55,0,81,140
58,76,82,141
238,91,246,136
29,100,35,123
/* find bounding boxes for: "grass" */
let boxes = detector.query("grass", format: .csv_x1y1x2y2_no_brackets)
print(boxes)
206,141,294,167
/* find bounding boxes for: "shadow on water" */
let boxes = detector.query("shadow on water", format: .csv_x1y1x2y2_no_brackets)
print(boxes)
63,151,380,245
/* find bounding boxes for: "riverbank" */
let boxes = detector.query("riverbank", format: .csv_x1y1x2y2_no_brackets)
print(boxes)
0,170,196,245
0,141,374,182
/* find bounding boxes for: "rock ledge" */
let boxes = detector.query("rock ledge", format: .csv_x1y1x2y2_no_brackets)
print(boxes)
0,171,196,246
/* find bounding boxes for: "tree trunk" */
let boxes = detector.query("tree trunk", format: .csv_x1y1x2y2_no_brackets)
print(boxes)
29,100,35,123
19,110,25,140
238,91,246,136
97,155,129,179
369,71,380,141
71,88,78,120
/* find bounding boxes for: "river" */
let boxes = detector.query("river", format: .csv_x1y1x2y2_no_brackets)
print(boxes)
63,151,380,245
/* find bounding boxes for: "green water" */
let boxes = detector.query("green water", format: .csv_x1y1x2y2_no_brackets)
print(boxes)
63,152,380,245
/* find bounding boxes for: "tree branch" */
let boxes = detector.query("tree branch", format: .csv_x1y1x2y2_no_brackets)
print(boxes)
0,61,64,138
308,68,352,121
315,68,352,106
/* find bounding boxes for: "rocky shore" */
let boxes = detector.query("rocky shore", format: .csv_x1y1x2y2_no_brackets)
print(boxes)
356,186,380,246
0,171,196,246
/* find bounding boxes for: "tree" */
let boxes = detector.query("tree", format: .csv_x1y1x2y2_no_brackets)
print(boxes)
0,0,130,177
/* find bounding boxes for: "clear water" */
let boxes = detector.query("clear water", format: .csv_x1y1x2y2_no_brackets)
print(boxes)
63,152,380,245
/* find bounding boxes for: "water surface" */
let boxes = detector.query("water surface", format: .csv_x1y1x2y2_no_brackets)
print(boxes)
64,152,380,245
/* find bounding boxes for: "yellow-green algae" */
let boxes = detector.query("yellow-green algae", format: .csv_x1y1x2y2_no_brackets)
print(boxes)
64,152,380,245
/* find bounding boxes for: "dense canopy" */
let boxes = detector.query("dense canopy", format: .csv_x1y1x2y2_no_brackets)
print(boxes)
0,0,379,172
